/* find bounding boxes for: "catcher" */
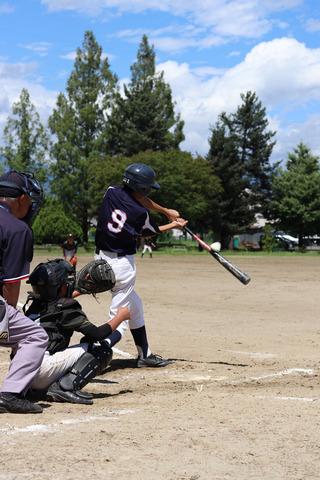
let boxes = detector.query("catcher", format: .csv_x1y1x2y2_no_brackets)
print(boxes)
24,258,129,405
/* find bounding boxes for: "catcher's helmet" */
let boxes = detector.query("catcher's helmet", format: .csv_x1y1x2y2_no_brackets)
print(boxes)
27,259,75,300
123,163,160,196
0,170,43,225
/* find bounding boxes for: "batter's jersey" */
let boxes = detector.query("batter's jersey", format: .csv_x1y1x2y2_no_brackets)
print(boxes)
95,186,159,255
0,203,33,293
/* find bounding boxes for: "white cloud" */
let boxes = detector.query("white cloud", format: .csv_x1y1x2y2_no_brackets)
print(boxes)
20,42,52,57
305,18,320,33
156,37,320,159
42,0,302,49
60,51,77,61
0,61,57,136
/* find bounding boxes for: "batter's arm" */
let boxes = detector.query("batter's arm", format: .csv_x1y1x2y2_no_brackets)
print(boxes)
134,194,180,222
158,218,188,233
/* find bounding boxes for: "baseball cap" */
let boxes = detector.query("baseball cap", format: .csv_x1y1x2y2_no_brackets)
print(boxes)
0,171,29,197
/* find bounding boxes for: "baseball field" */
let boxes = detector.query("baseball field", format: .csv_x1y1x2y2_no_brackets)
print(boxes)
1,253,319,480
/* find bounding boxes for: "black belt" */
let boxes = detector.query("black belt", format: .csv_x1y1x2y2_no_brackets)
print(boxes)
95,248,126,258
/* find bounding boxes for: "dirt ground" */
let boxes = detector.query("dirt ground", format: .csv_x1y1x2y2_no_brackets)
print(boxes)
1,253,320,480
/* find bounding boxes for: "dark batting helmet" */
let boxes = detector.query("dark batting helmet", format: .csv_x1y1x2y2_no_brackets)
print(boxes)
27,259,75,300
0,170,43,225
123,163,160,196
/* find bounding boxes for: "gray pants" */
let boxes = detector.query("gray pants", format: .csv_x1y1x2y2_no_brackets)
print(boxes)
0,302,48,394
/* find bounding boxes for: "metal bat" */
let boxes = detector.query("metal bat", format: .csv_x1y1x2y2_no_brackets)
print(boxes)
184,226,251,285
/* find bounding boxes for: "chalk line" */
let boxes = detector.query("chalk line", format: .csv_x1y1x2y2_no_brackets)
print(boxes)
228,368,314,385
112,347,134,358
257,395,319,402
0,409,135,436
225,350,277,359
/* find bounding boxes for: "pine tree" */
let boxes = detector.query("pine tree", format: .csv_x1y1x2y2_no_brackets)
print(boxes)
49,31,118,241
271,143,320,246
1,88,49,181
207,91,276,247
223,91,276,213
107,35,184,156
207,119,252,248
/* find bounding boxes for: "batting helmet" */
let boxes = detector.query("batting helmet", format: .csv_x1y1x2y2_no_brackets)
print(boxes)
27,259,75,300
123,163,160,196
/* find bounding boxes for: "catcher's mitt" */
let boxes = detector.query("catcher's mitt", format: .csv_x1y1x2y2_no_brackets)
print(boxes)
75,259,116,295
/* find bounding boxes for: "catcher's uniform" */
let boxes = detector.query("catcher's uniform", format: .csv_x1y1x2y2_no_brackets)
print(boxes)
95,186,159,338
26,297,114,390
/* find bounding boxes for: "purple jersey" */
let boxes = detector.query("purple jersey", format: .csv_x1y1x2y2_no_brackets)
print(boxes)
95,186,159,255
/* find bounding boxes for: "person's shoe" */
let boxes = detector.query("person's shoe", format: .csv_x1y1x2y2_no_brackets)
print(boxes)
136,353,174,368
0,392,43,414
47,382,93,405
75,390,94,400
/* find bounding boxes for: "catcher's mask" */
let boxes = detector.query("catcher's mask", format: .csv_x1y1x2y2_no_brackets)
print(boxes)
123,163,160,196
0,170,43,225
27,259,75,300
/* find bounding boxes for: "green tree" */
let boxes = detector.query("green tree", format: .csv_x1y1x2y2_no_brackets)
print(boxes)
32,198,82,244
0,88,49,181
49,31,118,241
207,92,276,247
261,224,277,252
222,91,276,213
207,119,252,248
270,143,320,246
106,35,184,156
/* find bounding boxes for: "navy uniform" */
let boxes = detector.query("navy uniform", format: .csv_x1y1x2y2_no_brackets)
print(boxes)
0,171,48,414
95,164,172,367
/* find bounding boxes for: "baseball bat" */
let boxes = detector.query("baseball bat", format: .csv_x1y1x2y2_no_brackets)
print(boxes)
184,226,251,285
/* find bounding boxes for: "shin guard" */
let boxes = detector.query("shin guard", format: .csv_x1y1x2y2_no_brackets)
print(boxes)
59,342,113,391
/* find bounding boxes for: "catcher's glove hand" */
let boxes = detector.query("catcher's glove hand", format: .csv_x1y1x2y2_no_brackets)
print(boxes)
75,259,116,295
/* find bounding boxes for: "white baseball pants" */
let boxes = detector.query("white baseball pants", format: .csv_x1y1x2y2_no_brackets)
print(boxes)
95,250,145,337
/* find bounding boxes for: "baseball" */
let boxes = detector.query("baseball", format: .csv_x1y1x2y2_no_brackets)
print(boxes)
210,241,221,252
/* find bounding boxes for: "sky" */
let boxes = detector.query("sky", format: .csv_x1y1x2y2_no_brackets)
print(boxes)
0,0,320,162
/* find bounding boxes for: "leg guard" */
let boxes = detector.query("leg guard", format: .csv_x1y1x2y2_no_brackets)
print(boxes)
59,342,112,391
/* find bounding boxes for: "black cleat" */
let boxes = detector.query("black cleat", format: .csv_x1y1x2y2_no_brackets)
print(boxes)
75,390,94,400
0,392,43,414
136,353,174,368
47,382,93,405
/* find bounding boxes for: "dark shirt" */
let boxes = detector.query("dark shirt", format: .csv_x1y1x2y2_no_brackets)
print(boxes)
95,186,159,255
0,203,33,293
62,240,78,258
26,297,112,354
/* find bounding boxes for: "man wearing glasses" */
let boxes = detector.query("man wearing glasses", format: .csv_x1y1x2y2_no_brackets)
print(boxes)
0,171,48,413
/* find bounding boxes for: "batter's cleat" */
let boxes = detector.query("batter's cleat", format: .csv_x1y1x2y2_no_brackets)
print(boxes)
136,353,174,368
0,392,43,414
47,382,93,405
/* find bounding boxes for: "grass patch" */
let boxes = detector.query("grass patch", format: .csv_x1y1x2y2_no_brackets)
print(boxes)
34,244,320,257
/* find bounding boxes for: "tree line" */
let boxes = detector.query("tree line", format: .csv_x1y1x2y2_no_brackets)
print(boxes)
1,31,320,248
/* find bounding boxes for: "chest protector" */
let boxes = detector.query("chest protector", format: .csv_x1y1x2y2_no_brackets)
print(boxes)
26,297,81,354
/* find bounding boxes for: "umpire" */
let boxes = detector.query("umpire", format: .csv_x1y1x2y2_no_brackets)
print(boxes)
0,171,48,414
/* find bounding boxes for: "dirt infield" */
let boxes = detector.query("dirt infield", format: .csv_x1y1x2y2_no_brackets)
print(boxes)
1,254,320,479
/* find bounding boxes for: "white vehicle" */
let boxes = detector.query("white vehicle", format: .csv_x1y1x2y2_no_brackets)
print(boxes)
273,231,298,250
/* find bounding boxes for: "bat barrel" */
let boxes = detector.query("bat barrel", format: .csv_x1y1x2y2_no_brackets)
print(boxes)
184,226,251,285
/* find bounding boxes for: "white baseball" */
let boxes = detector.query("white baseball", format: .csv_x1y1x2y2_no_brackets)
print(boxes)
210,242,221,252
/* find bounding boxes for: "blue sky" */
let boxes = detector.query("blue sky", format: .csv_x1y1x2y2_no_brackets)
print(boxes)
0,0,320,161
